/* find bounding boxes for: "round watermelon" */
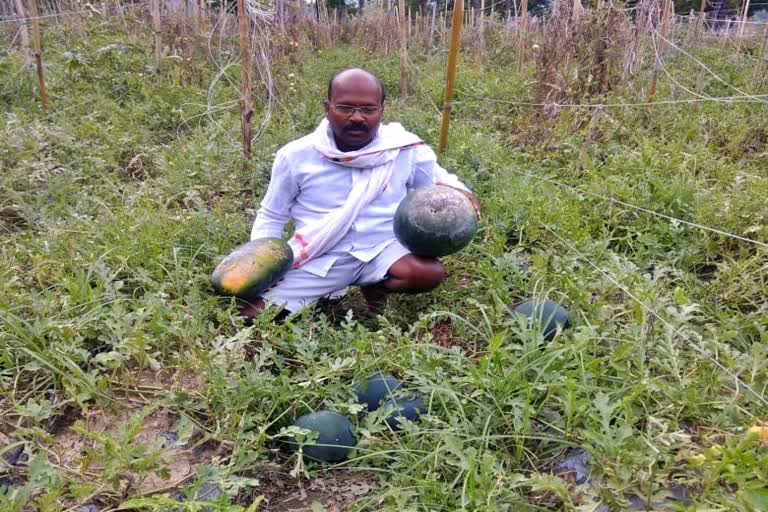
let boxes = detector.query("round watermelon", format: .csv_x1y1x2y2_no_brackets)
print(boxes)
394,185,478,257
353,373,402,412
382,396,426,428
286,411,357,463
511,300,569,341
211,238,293,300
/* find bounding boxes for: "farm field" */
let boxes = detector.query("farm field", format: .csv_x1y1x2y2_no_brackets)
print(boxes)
2,3,768,510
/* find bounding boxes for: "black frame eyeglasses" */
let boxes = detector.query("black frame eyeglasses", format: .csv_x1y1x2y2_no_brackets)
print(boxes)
329,103,382,116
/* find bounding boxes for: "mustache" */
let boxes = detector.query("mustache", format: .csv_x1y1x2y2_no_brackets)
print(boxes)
343,123,369,133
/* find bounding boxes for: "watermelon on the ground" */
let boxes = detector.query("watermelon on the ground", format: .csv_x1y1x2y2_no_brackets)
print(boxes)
382,396,426,428
286,411,357,463
394,185,478,257
353,373,402,411
511,300,569,341
210,238,293,300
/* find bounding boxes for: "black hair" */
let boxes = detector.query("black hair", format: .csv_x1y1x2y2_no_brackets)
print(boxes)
327,68,386,104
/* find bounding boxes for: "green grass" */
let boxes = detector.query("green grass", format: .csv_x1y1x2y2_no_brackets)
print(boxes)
2,14,768,511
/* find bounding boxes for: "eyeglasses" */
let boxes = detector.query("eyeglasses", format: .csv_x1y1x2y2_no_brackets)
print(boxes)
329,103,382,116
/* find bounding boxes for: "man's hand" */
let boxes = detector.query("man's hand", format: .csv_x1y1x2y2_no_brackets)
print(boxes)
463,191,481,220
438,183,481,220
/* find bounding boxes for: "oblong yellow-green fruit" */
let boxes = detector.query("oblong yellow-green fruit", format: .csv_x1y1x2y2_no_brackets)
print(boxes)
211,238,293,300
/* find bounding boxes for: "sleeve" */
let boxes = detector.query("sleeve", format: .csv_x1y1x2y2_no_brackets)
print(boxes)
408,144,471,193
250,151,299,240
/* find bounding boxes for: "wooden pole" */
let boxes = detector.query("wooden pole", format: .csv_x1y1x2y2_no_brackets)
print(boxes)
442,1,448,45
735,0,750,53
429,4,436,47
237,0,252,162
13,0,32,66
696,0,706,40
520,0,528,32
408,7,412,41
516,0,528,71
752,25,768,89
27,0,47,113
398,0,408,97
276,0,285,33
648,0,673,98
474,0,485,78
151,0,162,67
437,0,464,154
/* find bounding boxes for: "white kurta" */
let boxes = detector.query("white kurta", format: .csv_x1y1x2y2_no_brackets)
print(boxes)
250,127,469,278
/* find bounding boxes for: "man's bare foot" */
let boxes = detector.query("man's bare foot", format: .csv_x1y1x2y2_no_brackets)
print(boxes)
361,283,388,317
239,299,265,324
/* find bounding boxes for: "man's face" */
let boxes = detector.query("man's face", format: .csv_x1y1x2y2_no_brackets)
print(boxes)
324,72,384,152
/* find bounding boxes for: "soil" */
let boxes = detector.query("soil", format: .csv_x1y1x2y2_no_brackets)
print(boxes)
238,469,380,511
48,405,214,494
430,319,457,349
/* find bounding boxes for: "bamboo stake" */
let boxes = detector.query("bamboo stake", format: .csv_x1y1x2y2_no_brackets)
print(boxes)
474,0,484,78
429,4,436,48
13,0,32,66
648,0,673,98
276,0,284,33
695,64,706,95
397,0,408,97
151,0,162,67
752,25,768,89
191,0,199,33
27,0,47,113
237,0,252,162
438,0,464,154
695,0,706,40
442,1,448,44
735,0,750,53
516,0,528,71
407,7,412,41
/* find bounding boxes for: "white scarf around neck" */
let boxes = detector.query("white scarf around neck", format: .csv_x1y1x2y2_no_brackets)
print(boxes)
288,118,422,268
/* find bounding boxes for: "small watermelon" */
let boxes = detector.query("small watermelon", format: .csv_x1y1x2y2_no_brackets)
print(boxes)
286,411,357,463
511,300,569,341
211,238,293,300
394,185,478,257
353,373,402,411
382,396,426,428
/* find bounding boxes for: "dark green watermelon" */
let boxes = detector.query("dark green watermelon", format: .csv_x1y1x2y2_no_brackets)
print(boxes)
512,300,569,341
211,238,293,300
353,373,402,411
394,185,478,257
382,396,426,428
286,411,356,463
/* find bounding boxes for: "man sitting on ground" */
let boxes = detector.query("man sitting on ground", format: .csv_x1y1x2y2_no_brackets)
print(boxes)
241,67,479,319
